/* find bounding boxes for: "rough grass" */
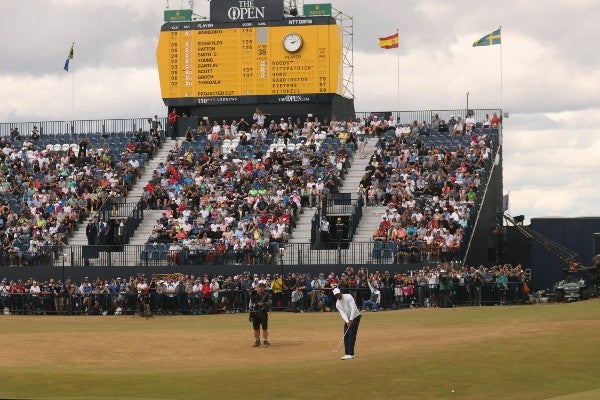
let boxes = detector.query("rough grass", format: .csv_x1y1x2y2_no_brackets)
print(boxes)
1,299,599,400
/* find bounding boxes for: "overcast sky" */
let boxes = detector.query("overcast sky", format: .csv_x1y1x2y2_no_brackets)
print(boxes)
1,0,599,222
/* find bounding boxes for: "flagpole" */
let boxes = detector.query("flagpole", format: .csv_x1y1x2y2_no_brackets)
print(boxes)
499,26,503,110
396,29,400,106
72,42,75,122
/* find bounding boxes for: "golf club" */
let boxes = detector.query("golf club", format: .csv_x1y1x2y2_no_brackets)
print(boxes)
332,326,350,352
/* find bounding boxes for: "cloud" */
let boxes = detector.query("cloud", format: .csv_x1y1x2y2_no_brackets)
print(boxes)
503,106,600,218
0,67,163,121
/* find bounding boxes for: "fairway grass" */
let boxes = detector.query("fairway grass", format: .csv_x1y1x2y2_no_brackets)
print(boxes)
1,299,599,400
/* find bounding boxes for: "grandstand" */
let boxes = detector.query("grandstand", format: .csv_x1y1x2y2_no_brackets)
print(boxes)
0,109,502,281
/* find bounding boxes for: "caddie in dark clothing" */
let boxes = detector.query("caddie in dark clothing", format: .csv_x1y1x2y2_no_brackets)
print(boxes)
249,282,272,347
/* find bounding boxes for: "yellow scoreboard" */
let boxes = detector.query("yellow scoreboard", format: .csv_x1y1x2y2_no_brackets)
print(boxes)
156,16,343,105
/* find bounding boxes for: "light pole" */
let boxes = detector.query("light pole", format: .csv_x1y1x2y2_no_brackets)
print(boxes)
466,92,470,116
62,253,66,284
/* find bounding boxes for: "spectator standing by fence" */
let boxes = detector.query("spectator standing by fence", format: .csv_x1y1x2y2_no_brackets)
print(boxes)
86,220,97,245
168,109,178,140
320,215,330,244
150,115,162,135
0,279,9,311
310,275,322,311
357,127,367,159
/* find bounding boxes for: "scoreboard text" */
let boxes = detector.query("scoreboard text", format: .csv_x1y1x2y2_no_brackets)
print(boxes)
156,17,343,105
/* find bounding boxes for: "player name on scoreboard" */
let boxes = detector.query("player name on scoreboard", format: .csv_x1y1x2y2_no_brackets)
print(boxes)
157,16,343,105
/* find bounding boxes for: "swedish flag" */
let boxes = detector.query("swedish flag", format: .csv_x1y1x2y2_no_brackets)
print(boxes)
63,44,74,71
473,28,501,47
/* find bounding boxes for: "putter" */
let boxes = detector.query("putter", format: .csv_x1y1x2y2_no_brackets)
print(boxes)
332,327,350,352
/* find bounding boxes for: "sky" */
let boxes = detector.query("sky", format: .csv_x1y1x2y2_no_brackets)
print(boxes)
0,0,599,223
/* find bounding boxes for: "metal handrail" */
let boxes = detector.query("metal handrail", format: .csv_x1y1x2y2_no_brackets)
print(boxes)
1,109,502,136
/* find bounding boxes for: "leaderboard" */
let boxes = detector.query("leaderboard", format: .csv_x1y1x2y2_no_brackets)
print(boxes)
156,16,343,105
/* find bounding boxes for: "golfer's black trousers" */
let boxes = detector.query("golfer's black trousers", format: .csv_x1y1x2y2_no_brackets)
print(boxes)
344,315,361,356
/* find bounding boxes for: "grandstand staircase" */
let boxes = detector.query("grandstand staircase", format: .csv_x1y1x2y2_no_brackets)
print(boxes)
61,140,178,266
350,206,387,242
283,139,381,264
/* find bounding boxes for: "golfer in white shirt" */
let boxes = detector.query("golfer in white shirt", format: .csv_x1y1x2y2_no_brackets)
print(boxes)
333,287,362,360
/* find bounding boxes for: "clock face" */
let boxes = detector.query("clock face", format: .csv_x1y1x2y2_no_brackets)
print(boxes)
283,33,303,53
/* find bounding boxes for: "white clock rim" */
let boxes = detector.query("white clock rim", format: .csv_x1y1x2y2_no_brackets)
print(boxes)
284,34,303,52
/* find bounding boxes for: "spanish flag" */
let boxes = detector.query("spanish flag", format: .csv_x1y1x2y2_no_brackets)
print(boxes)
378,32,398,49
473,28,501,47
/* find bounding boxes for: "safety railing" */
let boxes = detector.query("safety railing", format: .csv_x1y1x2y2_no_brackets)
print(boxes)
2,110,502,137
0,118,166,137
1,241,468,267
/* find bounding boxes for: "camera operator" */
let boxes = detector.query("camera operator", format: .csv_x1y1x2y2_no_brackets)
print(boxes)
249,282,272,347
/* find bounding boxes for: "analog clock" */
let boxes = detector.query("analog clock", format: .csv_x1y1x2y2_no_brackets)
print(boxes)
283,33,303,53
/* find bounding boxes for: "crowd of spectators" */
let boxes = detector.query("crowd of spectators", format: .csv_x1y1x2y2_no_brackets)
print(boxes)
139,111,498,267
140,110,370,264
0,262,529,316
0,126,160,265
0,109,500,269
360,112,497,264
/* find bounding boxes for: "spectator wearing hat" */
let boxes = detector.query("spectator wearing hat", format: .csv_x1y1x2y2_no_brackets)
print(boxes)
278,118,289,132
0,278,10,310
368,115,383,136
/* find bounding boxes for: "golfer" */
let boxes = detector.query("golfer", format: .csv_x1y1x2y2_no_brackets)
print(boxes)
250,282,272,347
333,287,362,360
